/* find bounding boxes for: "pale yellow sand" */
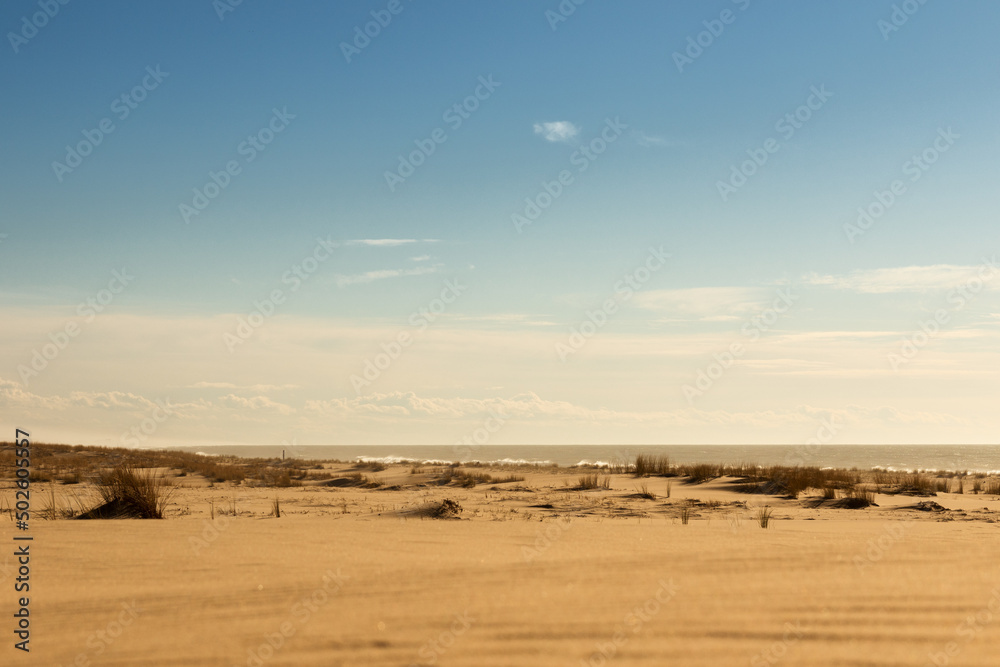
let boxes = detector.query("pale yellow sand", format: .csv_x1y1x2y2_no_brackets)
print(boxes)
4,468,1000,666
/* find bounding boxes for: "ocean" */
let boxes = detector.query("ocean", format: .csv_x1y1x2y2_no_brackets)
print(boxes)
174,444,1000,474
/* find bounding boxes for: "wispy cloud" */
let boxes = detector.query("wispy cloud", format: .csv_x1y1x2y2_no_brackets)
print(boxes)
804,263,999,293
410,255,431,262
632,287,766,321
342,239,439,247
334,266,440,288
189,382,298,392
633,131,672,148
303,390,965,429
533,121,579,143
449,313,558,327
218,394,296,415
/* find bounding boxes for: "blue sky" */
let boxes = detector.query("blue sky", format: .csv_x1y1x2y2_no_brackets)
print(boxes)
2,1,999,448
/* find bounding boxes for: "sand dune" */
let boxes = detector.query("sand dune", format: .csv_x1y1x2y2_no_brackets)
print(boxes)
5,465,1000,666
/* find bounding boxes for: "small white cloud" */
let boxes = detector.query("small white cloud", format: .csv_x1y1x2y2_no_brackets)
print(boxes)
534,121,579,143
803,263,1000,293
344,239,417,247
633,131,672,148
410,255,431,262
324,239,442,248
334,266,440,288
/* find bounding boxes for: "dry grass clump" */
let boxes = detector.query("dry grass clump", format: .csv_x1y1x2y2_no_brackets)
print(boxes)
430,499,462,519
679,506,691,525
455,470,493,488
577,474,611,490
899,473,935,495
757,507,773,528
58,471,82,484
682,463,721,484
193,461,245,484
869,469,938,496
249,468,303,488
907,473,932,491
432,468,525,488
493,474,526,484
403,499,463,520
634,454,672,477
845,485,876,506
434,467,455,486
42,485,61,520
355,459,388,472
724,462,759,478
80,464,173,519
607,458,633,474
872,468,894,487
635,482,656,500
734,465,854,498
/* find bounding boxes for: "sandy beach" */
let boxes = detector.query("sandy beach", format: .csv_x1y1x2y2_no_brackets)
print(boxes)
5,453,1000,667
6,3,999,665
